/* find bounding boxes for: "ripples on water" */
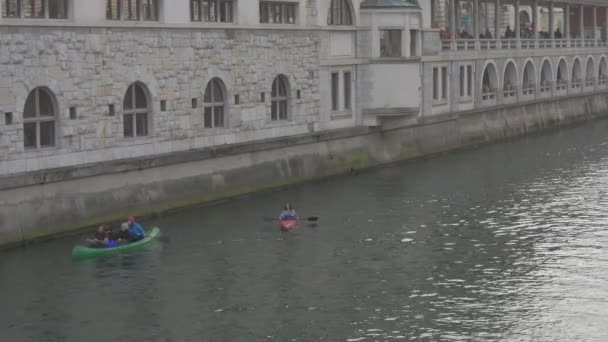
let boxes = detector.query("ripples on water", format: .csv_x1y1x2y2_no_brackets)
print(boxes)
3,121,608,341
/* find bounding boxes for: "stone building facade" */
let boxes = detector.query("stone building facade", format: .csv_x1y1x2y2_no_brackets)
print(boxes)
0,26,322,174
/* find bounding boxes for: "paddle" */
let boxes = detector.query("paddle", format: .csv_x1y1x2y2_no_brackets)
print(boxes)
263,216,319,222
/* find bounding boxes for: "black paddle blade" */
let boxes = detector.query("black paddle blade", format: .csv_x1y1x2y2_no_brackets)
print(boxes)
306,217,318,221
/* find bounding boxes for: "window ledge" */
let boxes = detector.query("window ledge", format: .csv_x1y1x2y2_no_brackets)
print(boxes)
370,57,420,64
432,99,448,107
331,111,353,119
458,97,473,103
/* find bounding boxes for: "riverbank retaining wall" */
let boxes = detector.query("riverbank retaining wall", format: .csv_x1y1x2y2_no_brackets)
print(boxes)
1,92,608,248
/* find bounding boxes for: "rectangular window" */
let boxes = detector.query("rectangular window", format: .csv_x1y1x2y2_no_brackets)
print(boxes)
441,67,448,100
380,30,402,57
459,66,465,97
219,0,232,22
259,1,296,24
69,106,77,120
331,72,339,111
192,0,233,22
108,104,115,116
2,0,20,17
5,112,13,125
160,100,166,112
107,0,120,19
467,65,472,96
49,0,67,18
410,30,418,57
433,67,438,100
192,98,198,108
122,0,139,20
344,71,351,110
25,0,44,18
142,0,157,20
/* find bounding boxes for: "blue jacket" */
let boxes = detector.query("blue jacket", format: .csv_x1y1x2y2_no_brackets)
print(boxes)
128,222,145,240
280,209,297,220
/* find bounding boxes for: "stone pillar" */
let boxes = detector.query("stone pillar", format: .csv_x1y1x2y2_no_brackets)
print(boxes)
565,5,570,40
549,2,555,39
580,5,584,40
593,6,597,42
605,7,608,42
474,0,480,39
494,0,502,40
450,0,456,40
495,0,501,44
515,0,520,40
532,0,538,44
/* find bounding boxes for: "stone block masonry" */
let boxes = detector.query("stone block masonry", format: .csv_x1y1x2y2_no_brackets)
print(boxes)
0,26,321,175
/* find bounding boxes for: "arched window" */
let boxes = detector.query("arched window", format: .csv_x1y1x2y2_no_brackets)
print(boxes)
271,75,289,121
123,82,150,138
23,87,56,149
329,0,353,25
203,78,226,128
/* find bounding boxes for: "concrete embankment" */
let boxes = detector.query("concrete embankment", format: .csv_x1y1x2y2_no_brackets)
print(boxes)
1,93,607,249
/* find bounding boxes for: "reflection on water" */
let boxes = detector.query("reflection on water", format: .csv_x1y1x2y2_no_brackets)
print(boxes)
3,120,608,341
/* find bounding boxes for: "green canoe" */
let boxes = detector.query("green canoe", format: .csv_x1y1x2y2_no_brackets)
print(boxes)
71,227,161,260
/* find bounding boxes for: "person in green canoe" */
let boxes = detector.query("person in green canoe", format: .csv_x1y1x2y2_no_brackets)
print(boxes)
86,224,118,248
127,216,145,241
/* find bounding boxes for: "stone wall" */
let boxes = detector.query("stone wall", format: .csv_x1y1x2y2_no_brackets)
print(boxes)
1,91,608,248
0,26,321,175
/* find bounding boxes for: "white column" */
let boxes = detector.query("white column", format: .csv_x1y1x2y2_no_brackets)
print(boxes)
549,2,555,39
565,5,570,39
404,16,411,57
474,0,480,38
580,5,584,40
495,0,501,41
532,0,538,45
450,0,457,39
593,6,597,42
515,0,520,40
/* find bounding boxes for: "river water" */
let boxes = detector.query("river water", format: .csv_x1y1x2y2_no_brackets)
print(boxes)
3,120,608,341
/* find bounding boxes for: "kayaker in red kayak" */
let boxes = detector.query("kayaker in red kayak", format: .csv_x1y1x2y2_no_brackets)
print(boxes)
279,203,298,220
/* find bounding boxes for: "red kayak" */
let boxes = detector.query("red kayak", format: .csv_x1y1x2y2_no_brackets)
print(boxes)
279,219,298,231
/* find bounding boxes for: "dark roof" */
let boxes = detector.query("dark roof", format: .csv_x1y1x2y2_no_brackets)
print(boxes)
360,0,419,9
